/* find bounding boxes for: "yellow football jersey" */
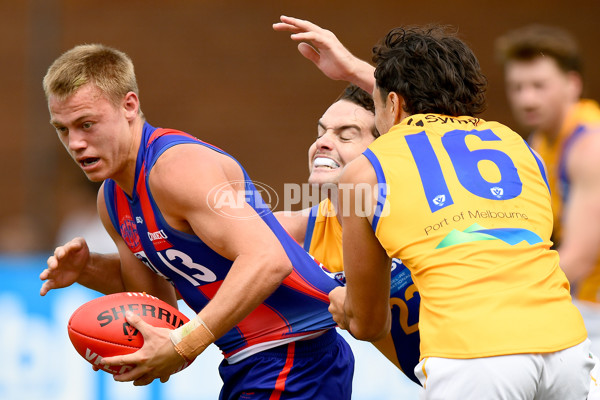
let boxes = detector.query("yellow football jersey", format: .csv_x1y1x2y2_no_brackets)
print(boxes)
530,99,600,302
366,113,587,359
306,199,344,273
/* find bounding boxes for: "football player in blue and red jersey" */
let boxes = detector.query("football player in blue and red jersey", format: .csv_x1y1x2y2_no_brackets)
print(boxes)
40,43,353,399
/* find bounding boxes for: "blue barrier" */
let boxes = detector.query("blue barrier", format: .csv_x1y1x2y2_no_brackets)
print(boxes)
0,255,420,400
0,255,222,400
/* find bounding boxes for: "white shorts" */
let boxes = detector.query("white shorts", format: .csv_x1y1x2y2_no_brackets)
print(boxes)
588,351,600,400
574,299,600,357
415,339,595,400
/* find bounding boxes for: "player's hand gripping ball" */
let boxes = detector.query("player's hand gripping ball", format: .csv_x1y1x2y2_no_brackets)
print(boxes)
68,292,190,375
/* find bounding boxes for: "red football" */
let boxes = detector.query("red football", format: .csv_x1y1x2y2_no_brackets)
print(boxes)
68,291,190,375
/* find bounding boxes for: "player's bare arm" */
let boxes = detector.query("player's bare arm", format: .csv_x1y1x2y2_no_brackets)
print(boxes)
149,144,293,339
273,15,376,94
331,155,391,341
557,129,600,284
103,143,293,384
40,223,124,296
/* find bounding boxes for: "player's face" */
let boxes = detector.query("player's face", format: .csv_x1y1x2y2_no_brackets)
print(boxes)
49,83,136,183
308,100,376,186
504,57,578,134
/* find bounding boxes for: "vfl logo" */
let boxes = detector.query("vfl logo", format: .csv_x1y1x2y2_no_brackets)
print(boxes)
122,322,139,342
490,187,504,198
432,195,446,207
334,272,346,285
120,216,140,249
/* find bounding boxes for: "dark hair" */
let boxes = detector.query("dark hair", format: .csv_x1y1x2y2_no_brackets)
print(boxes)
336,84,375,113
372,25,487,116
335,84,379,137
495,24,582,75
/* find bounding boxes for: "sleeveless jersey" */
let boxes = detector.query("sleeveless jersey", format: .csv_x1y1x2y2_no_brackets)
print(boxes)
530,99,600,302
304,198,421,384
103,122,342,363
304,200,343,272
365,113,587,359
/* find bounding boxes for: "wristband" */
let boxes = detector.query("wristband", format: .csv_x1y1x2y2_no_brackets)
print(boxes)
169,315,215,362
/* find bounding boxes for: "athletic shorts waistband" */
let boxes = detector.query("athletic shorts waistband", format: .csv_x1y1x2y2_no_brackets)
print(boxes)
257,329,339,357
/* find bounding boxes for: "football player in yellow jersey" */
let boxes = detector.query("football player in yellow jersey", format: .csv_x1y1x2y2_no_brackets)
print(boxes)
275,16,595,399
495,24,600,361
276,84,422,386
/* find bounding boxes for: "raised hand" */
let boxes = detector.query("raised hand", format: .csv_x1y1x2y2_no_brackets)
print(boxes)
273,15,376,93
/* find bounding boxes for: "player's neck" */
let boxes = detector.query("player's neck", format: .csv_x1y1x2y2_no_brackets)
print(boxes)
113,118,144,197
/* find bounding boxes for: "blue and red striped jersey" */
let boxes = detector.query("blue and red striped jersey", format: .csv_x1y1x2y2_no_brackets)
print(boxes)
104,122,341,361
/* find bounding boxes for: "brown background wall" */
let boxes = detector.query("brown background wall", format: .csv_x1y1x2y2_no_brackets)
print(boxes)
1,0,599,251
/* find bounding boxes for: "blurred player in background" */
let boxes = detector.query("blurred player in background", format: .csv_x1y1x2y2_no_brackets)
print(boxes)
276,84,421,385
275,15,594,399
40,43,353,399
495,25,600,360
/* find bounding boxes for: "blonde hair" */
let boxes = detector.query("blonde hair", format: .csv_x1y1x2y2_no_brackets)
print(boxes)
43,44,140,108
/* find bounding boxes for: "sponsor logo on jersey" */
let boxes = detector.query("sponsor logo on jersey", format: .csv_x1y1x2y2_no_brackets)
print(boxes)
436,223,543,249
148,229,168,242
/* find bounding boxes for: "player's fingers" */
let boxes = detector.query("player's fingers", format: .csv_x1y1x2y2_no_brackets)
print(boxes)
112,367,144,383
124,311,149,334
279,15,324,34
289,31,325,45
298,42,320,64
160,375,170,383
65,237,84,253
101,353,139,371
272,22,302,33
133,374,155,386
40,280,53,296
53,246,65,261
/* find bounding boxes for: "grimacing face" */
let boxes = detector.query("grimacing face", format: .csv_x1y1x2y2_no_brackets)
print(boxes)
504,56,579,134
307,99,376,186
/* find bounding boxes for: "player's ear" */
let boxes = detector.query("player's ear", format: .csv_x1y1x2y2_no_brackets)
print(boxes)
122,91,140,121
387,92,405,124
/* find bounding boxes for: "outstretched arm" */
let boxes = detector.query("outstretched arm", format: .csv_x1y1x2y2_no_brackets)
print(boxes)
273,15,376,93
